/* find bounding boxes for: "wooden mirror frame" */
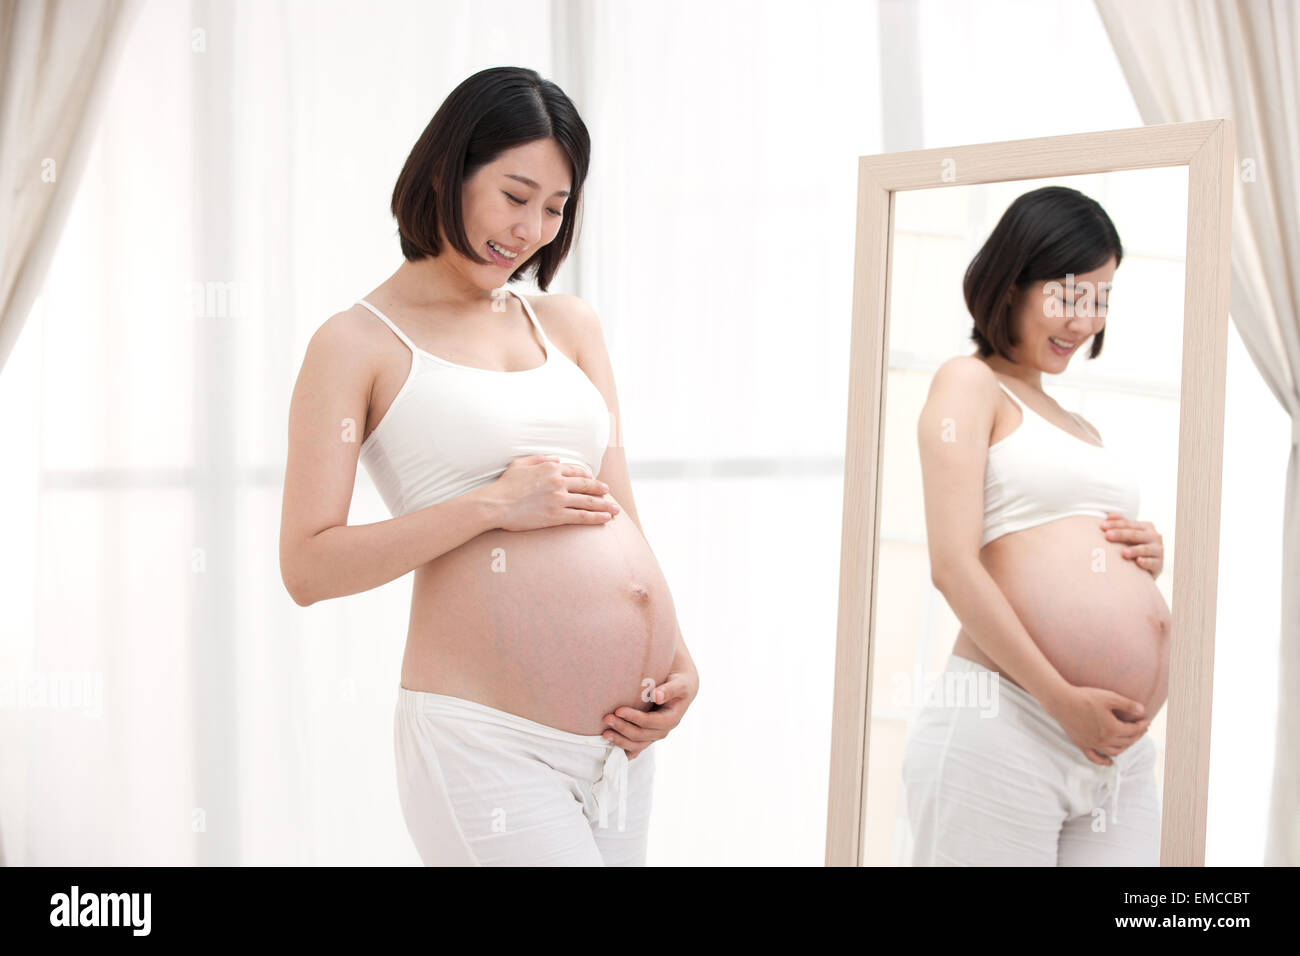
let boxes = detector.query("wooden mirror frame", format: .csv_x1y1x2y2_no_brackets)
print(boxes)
826,119,1236,868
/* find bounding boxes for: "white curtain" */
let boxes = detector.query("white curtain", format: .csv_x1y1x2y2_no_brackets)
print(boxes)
0,0,143,373
1096,0,1300,867
0,0,143,868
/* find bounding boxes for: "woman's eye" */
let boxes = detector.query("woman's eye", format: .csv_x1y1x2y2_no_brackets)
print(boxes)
505,192,563,217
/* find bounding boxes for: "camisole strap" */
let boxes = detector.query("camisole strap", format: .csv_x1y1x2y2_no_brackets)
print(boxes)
998,377,1104,447
504,287,552,357
995,379,1025,410
1069,410,1102,444
356,299,419,356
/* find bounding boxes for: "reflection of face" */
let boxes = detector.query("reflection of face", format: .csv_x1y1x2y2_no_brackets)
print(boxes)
458,137,571,282
1007,257,1115,370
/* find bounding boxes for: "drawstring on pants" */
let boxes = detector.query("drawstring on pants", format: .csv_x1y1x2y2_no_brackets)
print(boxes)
1101,761,1123,824
591,744,629,831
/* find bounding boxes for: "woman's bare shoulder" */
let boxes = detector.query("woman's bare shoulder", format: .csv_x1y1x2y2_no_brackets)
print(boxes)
519,292,595,356
309,303,392,353
293,305,392,394
928,354,999,398
917,355,1002,450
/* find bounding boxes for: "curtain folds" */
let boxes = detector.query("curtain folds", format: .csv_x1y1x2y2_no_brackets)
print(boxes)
0,0,144,374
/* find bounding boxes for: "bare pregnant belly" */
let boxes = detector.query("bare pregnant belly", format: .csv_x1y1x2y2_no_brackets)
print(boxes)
399,498,680,735
953,515,1171,716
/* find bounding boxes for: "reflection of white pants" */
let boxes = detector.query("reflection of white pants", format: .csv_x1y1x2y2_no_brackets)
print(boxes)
393,686,655,866
901,654,1160,866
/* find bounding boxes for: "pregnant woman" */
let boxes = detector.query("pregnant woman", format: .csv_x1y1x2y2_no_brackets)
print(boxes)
902,186,1169,866
278,67,698,866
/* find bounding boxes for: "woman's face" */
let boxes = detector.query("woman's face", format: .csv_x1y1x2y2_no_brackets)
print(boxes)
1007,256,1115,370
459,137,572,281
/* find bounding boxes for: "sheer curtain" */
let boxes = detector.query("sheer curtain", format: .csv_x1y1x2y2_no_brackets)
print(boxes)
0,0,143,374
1,0,1285,866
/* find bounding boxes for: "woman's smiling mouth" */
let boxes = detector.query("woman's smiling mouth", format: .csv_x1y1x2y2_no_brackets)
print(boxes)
487,239,520,264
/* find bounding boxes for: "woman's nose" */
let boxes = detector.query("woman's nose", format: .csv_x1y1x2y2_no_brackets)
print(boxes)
1067,308,1104,336
514,216,544,247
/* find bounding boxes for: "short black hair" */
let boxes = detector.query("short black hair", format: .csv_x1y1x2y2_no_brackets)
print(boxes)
389,66,591,292
963,185,1123,361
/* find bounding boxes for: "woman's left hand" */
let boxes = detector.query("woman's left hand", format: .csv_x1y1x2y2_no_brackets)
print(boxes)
601,669,699,759
1102,513,1163,578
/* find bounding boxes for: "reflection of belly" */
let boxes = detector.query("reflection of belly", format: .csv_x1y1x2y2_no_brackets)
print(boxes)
964,515,1171,715
401,498,680,735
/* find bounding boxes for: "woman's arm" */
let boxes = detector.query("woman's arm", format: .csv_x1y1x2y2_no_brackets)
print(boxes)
278,311,503,607
919,357,1072,712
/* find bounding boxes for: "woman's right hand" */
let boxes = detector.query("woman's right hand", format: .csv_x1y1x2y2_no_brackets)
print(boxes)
1048,684,1152,766
492,454,620,532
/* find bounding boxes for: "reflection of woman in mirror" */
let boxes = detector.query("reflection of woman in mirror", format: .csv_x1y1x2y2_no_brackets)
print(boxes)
902,186,1169,865
279,67,698,865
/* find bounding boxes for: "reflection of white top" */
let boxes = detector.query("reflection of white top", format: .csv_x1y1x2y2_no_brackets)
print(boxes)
356,288,610,518
981,380,1141,548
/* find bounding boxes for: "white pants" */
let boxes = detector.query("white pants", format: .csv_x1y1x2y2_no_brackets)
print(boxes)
901,654,1161,866
393,686,655,866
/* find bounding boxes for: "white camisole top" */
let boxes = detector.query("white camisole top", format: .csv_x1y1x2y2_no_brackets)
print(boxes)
981,379,1141,547
356,288,611,518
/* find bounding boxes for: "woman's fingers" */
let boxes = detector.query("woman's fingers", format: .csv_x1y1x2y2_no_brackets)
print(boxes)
601,728,644,756
559,495,617,523
603,711,655,742
564,502,613,522
1098,725,1137,750
564,475,618,515
1104,690,1146,721
566,474,608,495
1102,718,1150,753
1119,717,1151,737
607,698,685,738
651,674,692,706
1113,710,1151,728
1083,747,1114,766
570,492,617,512
603,727,654,758
565,507,614,524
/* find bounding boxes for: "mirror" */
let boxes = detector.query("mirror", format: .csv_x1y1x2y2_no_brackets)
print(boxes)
826,121,1235,867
